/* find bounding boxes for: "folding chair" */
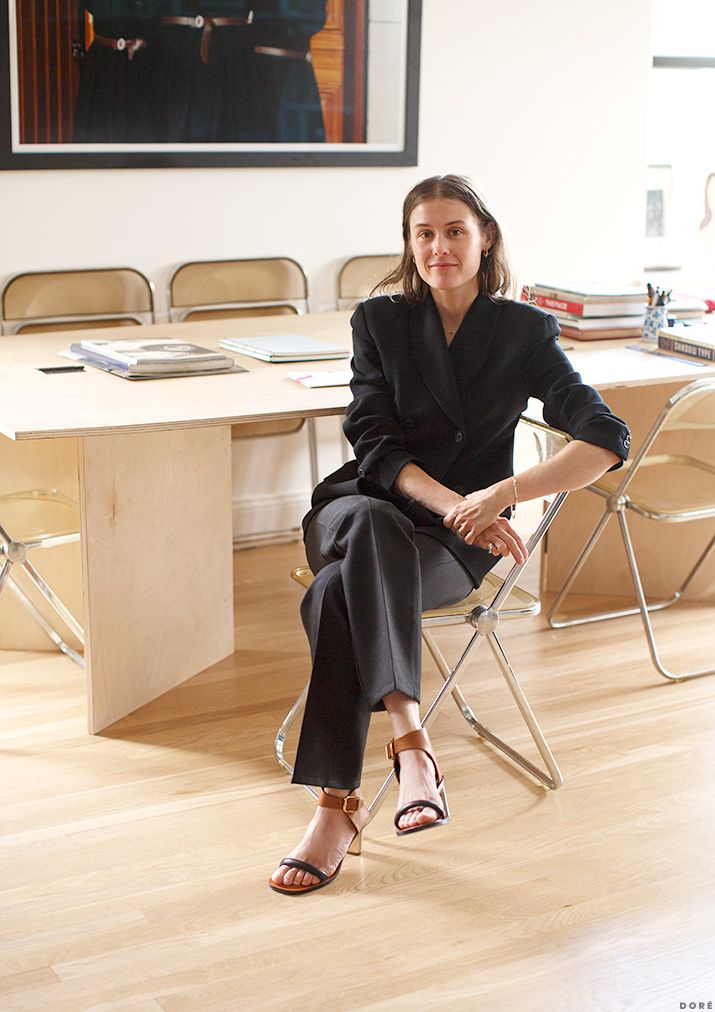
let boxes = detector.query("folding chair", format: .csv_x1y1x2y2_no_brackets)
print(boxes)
337,254,401,311
1,268,154,334
168,256,318,534
274,417,571,843
547,377,715,682
0,489,84,666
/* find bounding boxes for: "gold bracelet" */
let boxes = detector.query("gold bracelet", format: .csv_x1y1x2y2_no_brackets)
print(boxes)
512,475,518,515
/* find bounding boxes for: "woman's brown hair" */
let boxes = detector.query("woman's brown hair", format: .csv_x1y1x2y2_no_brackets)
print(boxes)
375,174,513,302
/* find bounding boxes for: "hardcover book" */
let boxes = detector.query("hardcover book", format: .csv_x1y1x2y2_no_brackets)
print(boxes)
657,325,715,363
219,334,348,362
523,283,646,318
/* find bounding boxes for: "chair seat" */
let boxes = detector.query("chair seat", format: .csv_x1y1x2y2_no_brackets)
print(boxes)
290,565,539,620
0,490,80,544
593,454,715,519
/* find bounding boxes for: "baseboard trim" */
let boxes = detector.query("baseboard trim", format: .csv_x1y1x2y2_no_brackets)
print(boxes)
232,490,310,544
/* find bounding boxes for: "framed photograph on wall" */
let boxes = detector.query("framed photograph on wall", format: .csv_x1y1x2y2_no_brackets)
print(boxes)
645,163,679,269
0,0,421,170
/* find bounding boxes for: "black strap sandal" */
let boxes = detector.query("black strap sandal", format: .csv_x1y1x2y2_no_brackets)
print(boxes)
386,728,451,836
269,791,368,895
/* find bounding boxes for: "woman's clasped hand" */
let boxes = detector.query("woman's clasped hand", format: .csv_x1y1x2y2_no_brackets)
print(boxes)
443,487,528,563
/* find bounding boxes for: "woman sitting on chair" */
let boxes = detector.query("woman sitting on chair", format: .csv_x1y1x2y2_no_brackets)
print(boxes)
270,174,630,895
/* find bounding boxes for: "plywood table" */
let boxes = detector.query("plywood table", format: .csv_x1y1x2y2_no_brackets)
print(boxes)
2,317,713,732
0,313,354,732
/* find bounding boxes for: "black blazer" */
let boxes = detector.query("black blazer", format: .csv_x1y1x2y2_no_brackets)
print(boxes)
305,293,631,583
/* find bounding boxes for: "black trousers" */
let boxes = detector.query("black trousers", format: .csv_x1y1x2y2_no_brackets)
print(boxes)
291,495,491,790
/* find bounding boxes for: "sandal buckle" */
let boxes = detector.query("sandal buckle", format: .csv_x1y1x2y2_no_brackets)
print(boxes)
385,739,395,761
342,794,360,814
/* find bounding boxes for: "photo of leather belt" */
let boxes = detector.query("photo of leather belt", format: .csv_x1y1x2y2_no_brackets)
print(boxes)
92,34,147,61
254,46,312,63
159,13,254,64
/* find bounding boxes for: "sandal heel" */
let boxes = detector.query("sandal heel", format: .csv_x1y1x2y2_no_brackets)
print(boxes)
347,830,362,857
438,779,450,821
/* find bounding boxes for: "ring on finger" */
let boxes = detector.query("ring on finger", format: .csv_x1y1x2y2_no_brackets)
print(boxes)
486,542,494,554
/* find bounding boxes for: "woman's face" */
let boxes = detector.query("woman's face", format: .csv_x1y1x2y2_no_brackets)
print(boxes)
408,197,491,298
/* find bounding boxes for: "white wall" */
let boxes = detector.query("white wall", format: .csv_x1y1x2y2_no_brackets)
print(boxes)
0,0,653,537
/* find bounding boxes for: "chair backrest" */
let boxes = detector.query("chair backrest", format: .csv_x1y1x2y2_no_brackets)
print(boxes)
613,377,715,498
662,377,715,432
168,257,308,322
1,268,154,334
337,254,401,310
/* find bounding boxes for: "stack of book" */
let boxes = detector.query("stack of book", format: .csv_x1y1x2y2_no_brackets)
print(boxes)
667,296,709,322
68,338,238,379
523,282,646,340
657,323,715,363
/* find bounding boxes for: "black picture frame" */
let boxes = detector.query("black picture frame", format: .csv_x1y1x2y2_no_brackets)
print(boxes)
0,0,421,170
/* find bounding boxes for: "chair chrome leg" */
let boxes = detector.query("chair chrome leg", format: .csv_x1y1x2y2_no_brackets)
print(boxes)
547,507,684,628
273,683,318,801
619,512,715,682
422,628,481,731
8,579,85,667
676,532,715,598
306,417,319,489
21,557,84,644
0,556,11,594
547,510,613,627
483,630,563,789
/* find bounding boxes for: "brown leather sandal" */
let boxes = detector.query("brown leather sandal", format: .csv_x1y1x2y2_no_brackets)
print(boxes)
268,790,368,896
386,728,450,836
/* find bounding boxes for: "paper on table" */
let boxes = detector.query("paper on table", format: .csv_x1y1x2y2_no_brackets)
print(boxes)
287,369,352,388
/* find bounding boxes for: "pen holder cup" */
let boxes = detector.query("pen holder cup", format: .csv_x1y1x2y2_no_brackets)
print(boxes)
642,304,668,343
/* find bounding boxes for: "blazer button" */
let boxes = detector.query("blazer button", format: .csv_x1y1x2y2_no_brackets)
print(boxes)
455,431,464,443
358,467,365,477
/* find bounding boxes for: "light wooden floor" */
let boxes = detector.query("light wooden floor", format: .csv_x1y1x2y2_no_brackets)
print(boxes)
1,541,714,1012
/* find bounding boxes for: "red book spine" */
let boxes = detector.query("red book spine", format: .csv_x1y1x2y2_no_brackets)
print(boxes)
530,294,585,316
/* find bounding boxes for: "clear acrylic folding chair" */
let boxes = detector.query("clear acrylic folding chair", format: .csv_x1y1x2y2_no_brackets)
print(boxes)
337,254,401,311
0,489,84,666
547,377,715,682
274,417,571,844
1,267,155,334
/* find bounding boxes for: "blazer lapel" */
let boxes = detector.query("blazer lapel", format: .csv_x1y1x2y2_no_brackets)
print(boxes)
409,298,465,431
454,294,502,385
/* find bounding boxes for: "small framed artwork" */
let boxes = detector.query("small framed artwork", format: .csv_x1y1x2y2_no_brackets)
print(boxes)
645,163,679,269
0,0,422,170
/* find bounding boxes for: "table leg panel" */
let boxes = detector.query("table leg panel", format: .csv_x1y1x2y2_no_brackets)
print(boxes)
78,427,234,733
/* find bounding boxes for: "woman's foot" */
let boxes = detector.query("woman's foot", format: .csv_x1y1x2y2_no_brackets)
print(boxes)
270,792,361,890
393,736,445,831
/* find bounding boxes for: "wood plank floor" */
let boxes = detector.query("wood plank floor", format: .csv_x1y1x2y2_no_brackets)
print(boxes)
1,541,714,1012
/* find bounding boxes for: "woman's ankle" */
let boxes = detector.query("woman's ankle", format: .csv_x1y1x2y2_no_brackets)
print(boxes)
323,787,352,799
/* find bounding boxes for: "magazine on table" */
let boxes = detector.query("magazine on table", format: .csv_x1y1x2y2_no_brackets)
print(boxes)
70,338,238,377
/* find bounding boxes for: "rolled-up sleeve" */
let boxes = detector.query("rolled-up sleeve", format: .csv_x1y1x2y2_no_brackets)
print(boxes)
523,313,631,465
343,303,420,489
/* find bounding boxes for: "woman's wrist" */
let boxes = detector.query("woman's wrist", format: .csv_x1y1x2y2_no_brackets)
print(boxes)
494,477,517,513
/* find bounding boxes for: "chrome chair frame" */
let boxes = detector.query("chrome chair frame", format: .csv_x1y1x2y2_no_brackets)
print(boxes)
547,377,715,682
0,490,85,666
1,267,155,335
275,418,571,842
